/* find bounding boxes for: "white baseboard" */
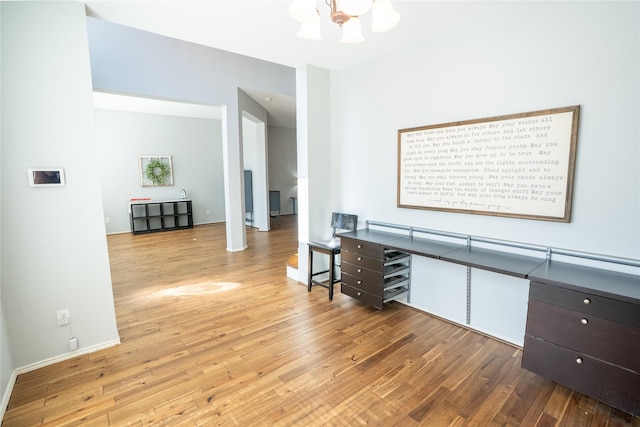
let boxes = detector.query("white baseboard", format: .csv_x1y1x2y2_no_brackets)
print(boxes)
0,339,121,423
286,265,298,281
0,370,17,423
13,339,121,375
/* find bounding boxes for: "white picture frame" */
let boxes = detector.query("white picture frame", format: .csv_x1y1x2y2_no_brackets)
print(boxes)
139,155,174,187
397,105,580,222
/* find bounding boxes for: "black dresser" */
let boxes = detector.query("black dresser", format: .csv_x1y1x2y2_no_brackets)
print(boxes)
340,230,411,310
522,261,640,416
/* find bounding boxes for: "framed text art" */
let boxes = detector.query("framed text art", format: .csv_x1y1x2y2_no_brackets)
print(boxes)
139,155,174,187
28,168,65,187
397,106,580,222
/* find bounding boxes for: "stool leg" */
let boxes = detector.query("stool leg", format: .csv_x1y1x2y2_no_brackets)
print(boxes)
307,245,313,293
328,250,335,300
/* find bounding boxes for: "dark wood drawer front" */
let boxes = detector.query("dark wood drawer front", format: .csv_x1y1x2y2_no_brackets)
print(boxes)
341,283,383,310
341,251,384,273
341,272,382,296
530,281,640,326
341,238,384,259
342,263,383,287
522,336,640,416
526,299,640,372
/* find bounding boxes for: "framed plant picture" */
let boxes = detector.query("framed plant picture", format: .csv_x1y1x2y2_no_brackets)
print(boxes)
139,155,174,187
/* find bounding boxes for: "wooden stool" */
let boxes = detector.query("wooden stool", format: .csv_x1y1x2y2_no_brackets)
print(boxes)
307,240,341,300
307,212,358,301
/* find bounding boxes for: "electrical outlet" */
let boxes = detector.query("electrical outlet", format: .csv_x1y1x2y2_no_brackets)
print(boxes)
56,309,71,326
105,217,111,224
205,209,210,215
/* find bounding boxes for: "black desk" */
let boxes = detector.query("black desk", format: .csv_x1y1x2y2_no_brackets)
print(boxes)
339,227,640,416
338,229,546,278
528,260,640,304
524,260,639,416
441,247,546,279
384,235,464,260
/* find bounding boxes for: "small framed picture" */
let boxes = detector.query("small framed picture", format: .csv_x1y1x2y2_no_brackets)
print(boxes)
139,155,174,187
28,168,65,187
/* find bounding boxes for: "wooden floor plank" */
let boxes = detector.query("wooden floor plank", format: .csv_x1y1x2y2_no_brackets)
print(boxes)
3,215,639,426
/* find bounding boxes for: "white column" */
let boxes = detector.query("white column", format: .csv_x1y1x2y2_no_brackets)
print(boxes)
221,105,248,251
295,65,332,282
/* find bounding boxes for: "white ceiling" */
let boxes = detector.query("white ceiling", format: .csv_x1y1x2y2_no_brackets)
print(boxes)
84,1,445,128
84,1,438,71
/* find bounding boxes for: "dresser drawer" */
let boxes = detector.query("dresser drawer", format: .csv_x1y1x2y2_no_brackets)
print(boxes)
342,263,383,286
342,251,384,273
341,238,384,259
526,299,640,372
522,335,640,416
341,283,383,310
530,281,640,326
341,271,382,296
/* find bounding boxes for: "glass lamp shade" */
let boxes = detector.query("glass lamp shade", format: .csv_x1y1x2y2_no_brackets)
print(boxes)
371,0,400,32
297,18,322,40
340,17,365,43
339,0,372,16
289,0,319,23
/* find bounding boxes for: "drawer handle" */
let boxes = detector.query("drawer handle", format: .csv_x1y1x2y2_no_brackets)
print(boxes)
357,244,362,249
583,298,591,305
357,269,362,273
358,257,362,261
580,318,588,325
357,292,362,296
357,280,362,285
576,357,583,365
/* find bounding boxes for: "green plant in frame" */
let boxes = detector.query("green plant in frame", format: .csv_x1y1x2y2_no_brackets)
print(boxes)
145,158,171,184
140,156,173,186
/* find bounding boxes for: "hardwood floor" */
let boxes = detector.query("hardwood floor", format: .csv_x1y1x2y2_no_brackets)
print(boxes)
4,215,639,426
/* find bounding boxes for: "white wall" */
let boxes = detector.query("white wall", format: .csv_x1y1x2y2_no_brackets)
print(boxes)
268,126,298,215
331,1,639,259
1,0,120,376
95,109,224,234
0,2,8,406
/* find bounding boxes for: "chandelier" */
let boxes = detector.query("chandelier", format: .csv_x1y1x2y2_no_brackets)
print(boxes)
289,0,401,43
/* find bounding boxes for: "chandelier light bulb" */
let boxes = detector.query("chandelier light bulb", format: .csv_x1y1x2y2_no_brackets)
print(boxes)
371,0,400,32
289,0,319,23
297,18,322,40
340,16,365,43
